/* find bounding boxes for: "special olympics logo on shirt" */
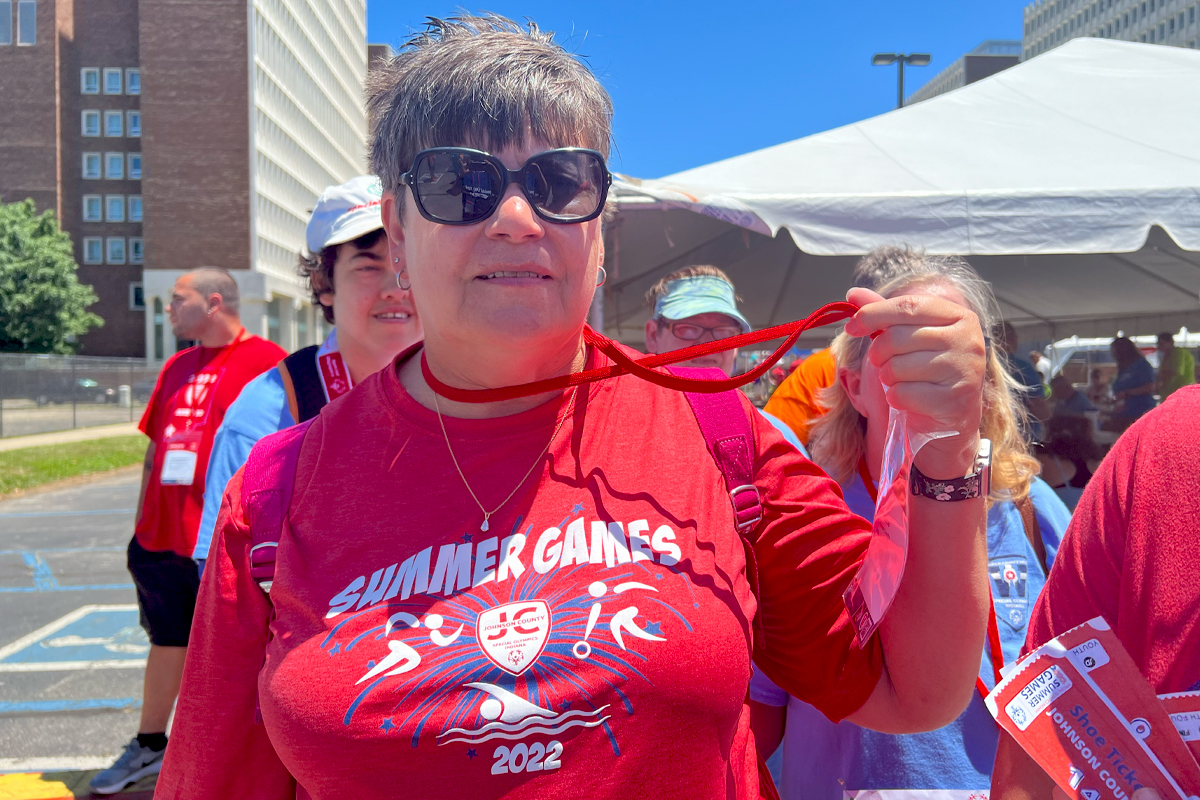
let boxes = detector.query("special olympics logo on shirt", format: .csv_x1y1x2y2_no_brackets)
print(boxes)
476,601,550,676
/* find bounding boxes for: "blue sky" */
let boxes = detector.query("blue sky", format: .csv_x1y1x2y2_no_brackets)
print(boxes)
367,1,1030,178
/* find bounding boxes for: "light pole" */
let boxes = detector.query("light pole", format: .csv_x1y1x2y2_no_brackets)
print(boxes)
872,52,931,109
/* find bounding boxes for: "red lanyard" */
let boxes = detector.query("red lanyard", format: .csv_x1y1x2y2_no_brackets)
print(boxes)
977,602,1005,698
857,456,878,503
421,301,861,403
858,457,1004,697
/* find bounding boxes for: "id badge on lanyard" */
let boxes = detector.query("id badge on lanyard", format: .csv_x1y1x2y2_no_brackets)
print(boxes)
160,427,203,485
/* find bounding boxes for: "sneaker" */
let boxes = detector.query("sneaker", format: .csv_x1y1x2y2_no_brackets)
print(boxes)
89,737,165,795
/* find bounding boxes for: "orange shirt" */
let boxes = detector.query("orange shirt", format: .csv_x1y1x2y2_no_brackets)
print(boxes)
764,347,837,446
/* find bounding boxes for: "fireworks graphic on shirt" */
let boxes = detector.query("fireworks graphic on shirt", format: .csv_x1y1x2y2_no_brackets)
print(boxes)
318,510,692,755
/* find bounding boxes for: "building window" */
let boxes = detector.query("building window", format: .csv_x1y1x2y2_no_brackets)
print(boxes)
153,298,164,359
1149,29,1156,41
129,282,145,309
82,110,101,137
103,67,122,95
126,68,140,95
104,152,124,179
105,195,125,222
1159,22,1166,37
106,237,126,264
103,110,122,137
16,0,33,45
82,195,102,222
0,2,11,45
129,238,144,265
82,152,101,179
267,297,282,345
83,237,103,264
126,111,141,137
127,152,142,179
1170,17,1176,32
128,195,142,222
1191,6,1195,24
81,68,99,94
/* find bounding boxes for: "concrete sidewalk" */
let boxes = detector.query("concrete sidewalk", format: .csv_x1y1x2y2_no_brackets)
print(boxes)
0,424,142,453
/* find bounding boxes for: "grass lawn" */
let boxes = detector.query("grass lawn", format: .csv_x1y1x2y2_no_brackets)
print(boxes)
0,435,146,496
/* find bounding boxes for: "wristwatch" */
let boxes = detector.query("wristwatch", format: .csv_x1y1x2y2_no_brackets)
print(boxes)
910,438,991,502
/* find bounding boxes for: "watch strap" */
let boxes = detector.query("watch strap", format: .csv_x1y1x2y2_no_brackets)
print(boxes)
910,464,985,501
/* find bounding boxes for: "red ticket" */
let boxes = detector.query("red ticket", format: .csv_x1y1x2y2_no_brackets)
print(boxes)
1160,692,1200,764
985,617,1200,800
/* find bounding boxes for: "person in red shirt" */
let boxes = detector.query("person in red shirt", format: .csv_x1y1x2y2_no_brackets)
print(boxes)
156,16,992,799
90,267,285,795
991,385,1200,799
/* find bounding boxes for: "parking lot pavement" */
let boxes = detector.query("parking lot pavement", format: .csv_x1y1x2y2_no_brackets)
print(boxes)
0,404,144,440
0,470,159,795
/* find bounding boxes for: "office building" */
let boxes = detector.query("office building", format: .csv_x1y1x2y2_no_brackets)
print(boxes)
907,40,1022,105
0,0,370,359
1024,0,1200,59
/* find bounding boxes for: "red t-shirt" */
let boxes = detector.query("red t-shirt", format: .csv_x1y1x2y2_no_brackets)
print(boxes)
1024,384,1200,693
137,334,285,555
156,343,883,800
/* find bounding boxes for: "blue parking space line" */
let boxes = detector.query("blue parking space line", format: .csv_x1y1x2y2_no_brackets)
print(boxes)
0,584,134,593
22,552,59,591
0,698,141,714
0,548,131,592
0,508,135,519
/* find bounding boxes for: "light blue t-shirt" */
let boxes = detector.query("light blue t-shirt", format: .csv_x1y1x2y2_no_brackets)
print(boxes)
759,409,808,457
193,367,295,562
751,473,1071,798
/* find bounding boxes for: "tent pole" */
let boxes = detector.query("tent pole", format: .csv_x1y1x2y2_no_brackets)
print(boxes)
898,60,905,109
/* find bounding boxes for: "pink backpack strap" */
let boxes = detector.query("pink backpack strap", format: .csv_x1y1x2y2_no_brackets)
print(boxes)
668,367,766,641
243,418,312,594
240,418,312,725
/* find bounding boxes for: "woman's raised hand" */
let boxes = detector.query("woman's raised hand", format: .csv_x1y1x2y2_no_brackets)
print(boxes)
844,286,987,479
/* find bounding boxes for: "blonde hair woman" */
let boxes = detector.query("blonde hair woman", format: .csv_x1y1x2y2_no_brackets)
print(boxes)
749,249,1073,800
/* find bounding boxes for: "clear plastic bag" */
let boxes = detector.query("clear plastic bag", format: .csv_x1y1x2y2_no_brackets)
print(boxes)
843,407,957,646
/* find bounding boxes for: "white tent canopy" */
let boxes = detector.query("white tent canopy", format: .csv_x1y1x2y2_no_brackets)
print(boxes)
604,39,1200,345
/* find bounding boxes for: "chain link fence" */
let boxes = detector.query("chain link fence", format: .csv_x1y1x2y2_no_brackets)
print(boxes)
0,353,163,438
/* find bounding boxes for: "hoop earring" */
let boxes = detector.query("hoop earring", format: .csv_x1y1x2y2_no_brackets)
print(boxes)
396,269,411,291
596,265,607,287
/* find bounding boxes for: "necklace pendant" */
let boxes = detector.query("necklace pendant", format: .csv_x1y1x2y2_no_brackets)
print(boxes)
480,518,490,533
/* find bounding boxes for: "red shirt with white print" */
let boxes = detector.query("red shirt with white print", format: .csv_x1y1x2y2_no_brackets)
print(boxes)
157,342,883,800
136,334,285,555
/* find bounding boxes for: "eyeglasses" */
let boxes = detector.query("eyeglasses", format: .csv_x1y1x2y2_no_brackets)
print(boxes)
400,147,612,226
658,319,744,342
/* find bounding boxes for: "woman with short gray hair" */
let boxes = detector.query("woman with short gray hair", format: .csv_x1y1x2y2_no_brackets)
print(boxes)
158,16,993,799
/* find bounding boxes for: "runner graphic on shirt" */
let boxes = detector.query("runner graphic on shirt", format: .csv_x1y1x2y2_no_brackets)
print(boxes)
317,503,693,760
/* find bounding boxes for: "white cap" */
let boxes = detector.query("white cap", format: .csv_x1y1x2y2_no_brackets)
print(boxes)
304,175,385,256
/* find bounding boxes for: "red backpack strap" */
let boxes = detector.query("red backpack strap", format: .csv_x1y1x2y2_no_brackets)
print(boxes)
243,418,312,594
668,367,766,642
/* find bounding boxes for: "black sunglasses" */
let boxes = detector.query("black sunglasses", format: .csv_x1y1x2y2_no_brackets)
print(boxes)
400,147,612,226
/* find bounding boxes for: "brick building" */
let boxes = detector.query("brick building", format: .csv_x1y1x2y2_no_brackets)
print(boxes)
0,0,371,359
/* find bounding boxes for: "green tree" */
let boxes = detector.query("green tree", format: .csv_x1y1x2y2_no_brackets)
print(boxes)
0,198,103,353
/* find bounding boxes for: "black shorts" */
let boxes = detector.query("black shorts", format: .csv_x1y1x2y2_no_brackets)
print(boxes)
127,537,201,647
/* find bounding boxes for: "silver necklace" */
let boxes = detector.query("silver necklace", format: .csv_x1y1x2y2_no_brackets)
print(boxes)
432,386,578,533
